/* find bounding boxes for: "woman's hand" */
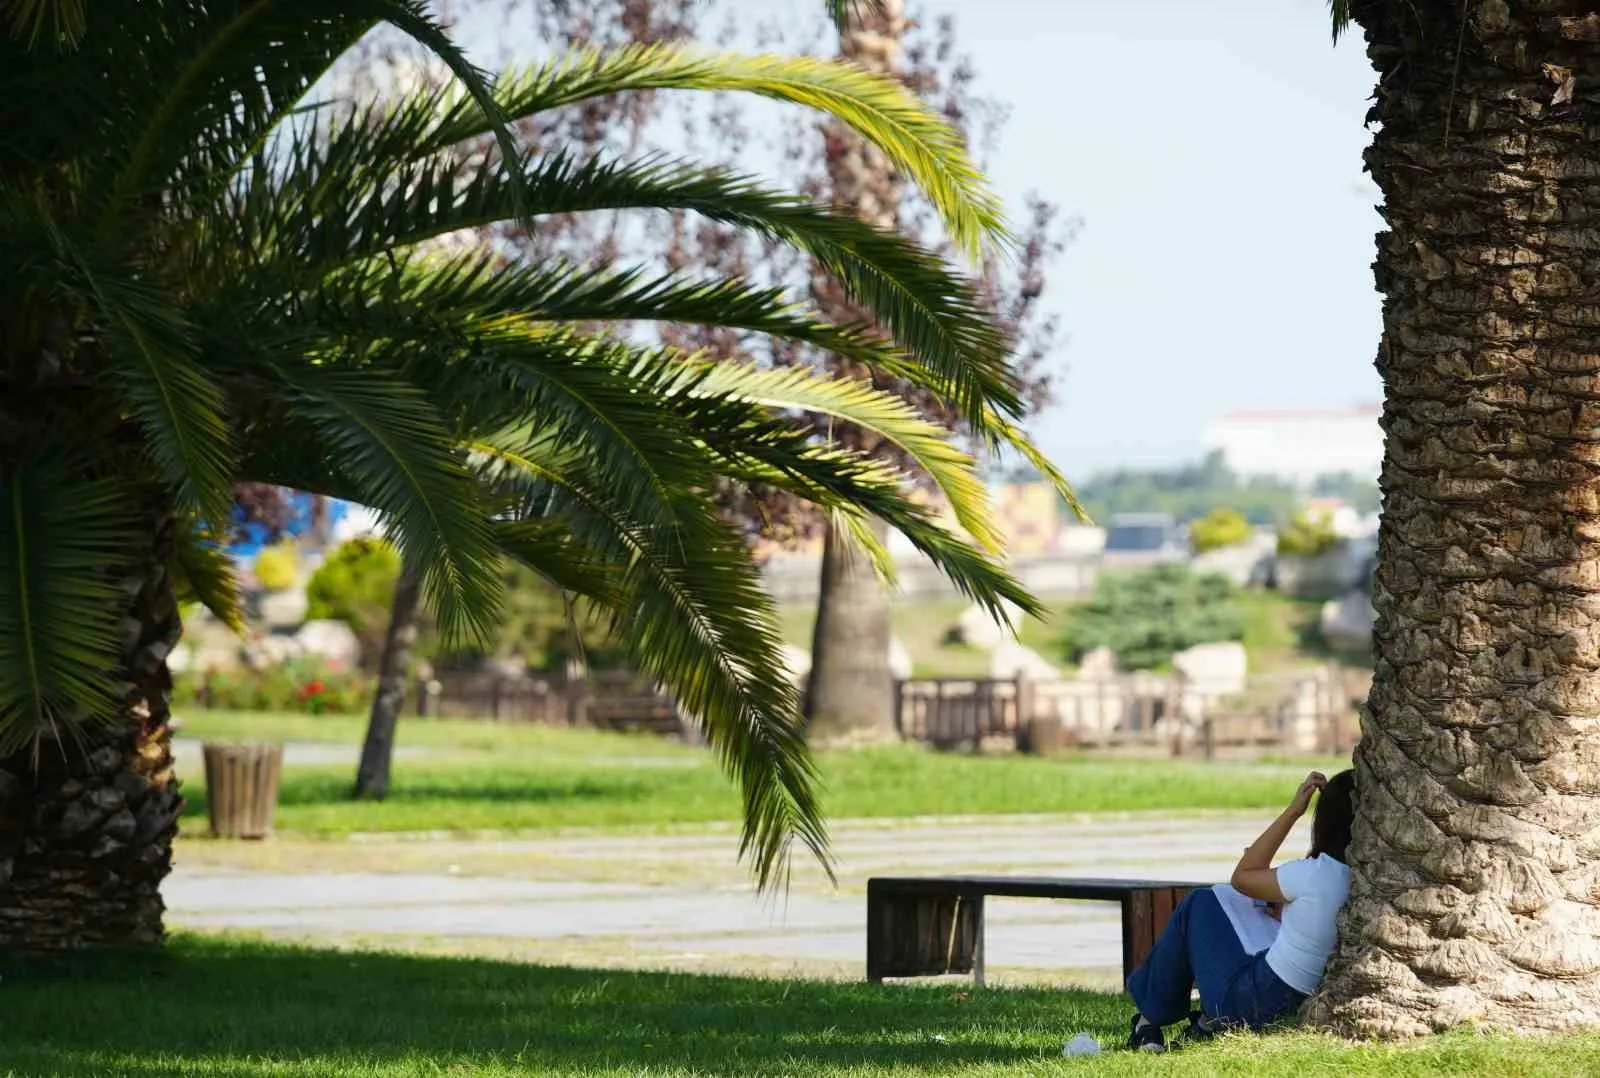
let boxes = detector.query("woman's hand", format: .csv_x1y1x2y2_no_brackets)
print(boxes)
1289,771,1327,816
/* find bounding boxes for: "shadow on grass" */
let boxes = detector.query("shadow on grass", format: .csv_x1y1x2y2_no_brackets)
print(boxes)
0,937,1115,1076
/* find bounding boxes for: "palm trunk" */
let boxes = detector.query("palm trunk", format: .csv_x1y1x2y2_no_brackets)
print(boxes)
806,517,897,740
804,0,907,744
0,515,182,950
354,557,421,800
1310,0,1600,1035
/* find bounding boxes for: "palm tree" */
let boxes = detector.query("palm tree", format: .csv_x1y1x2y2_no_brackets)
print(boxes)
805,0,907,743
0,0,1066,948
1309,0,1600,1035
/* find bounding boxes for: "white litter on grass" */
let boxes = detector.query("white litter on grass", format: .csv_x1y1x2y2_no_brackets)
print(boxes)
1063,1033,1100,1057
930,1034,948,1045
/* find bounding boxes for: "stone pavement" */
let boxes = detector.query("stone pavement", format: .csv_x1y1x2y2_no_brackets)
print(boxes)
168,813,1309,987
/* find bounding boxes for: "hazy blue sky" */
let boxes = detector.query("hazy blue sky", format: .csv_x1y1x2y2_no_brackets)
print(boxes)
456,0,1384,478
922,0,1384,475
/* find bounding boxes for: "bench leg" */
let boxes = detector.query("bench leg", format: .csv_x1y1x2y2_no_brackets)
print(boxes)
866,882,885,983
972,896,986,988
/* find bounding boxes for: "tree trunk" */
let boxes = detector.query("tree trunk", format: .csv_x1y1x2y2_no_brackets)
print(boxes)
806,517,898,740
0,516,183,950
354,557,421,800
804,0,907,744
1310,0,1600,1036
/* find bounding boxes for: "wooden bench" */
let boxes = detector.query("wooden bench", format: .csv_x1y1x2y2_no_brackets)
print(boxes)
866,875,1209,987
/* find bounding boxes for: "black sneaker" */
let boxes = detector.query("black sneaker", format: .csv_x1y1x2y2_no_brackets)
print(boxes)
1127,1013,1165,1053
1179,1008,1217,1044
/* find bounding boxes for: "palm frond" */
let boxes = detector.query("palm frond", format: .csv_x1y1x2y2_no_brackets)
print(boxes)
663,358,1005,555
66,247,236,524
825,0,882,29
266,151,1021,428
266,361,502,643
318,253,974,409
489,518,623,605
101,3,373,226
472,433,827,891
426,45,1006,255
2,0,83,48
686,418,1039,624
172,512,244,634
1330,0,1352,43
0,450,141,753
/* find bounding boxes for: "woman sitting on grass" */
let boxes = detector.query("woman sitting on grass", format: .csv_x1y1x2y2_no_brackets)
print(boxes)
1124,768,1356,1052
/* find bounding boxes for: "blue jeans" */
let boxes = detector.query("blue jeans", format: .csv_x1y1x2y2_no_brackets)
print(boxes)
1125,889,1306,1029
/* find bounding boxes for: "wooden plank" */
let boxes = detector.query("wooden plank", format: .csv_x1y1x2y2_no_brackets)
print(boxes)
1125,889,1155,980
868,875,1209,901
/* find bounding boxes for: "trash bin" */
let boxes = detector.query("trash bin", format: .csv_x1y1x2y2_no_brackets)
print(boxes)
201,742,283,839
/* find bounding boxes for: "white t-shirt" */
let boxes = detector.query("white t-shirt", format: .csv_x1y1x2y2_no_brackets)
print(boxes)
1264,853,1351,994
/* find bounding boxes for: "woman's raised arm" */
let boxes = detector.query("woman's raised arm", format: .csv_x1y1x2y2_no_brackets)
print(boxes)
1229,771,1325,901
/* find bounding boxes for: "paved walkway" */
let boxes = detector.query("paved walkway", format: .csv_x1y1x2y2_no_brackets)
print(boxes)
168,814,1307,986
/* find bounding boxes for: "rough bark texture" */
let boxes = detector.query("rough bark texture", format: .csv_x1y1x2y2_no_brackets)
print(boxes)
804,0,907,743
0,516,183,950
355,558,422,800
1309,0,1600,1036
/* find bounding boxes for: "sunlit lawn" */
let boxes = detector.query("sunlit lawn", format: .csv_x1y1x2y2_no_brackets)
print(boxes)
177,710,1345,836
0,936,1590,1076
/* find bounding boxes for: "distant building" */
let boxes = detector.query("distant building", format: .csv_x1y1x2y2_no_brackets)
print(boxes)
1202,405,1382,486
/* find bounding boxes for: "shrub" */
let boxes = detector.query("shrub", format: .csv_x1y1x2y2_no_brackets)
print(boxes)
1060,564,1244,671
253,541,301,591
173,656,371,715
1277,511,1340,558
305,538,403,668
1190,508,1251,553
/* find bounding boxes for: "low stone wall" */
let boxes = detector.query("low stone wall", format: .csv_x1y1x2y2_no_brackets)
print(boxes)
762,551,1098,604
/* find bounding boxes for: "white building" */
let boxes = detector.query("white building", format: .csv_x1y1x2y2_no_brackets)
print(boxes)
1202,404,1382,486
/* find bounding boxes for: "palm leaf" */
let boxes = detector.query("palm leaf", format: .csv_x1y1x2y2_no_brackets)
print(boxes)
426,45,1006,256
489,518,623,605
1,0,83,48
825,0,882,28
1330,0,1353,43
0,450,141,753
172,512,244,634
683,417,1039,624
269,151,1021,428
265,360,502,643
472,433,827,891
661,358,1005,555
64,246,236,525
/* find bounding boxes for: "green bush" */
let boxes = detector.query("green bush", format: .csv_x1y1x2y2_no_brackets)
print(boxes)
1277,511,1340,557
1060,564,1244,671
1189,508,1251,553
173,657,371,715
305,538,402,668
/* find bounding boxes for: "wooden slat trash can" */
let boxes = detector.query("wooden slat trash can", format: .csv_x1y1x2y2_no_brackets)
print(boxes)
202,742,284,839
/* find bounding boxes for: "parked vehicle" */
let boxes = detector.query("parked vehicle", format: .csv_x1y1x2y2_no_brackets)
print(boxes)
1099,513,1190,569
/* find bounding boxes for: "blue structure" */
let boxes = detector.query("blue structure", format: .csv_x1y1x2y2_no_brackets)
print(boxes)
227,492,352,561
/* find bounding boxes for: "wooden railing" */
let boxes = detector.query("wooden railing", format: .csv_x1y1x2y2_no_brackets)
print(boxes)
411,670,685,736
893,665,1362,758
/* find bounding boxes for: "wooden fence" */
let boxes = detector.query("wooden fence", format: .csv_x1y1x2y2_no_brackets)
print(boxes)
409,664,1364,760
894,665,1362,758
411,670,686,737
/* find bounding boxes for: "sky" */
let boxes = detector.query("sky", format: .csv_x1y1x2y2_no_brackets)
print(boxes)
453,0,1386,478
906,0,1385,475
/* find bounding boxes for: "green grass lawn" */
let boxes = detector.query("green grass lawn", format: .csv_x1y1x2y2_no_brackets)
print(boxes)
0,935,1591,1076
176,711,1345,836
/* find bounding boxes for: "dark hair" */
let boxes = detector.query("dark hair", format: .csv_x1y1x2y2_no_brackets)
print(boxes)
1309,769,1356,863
